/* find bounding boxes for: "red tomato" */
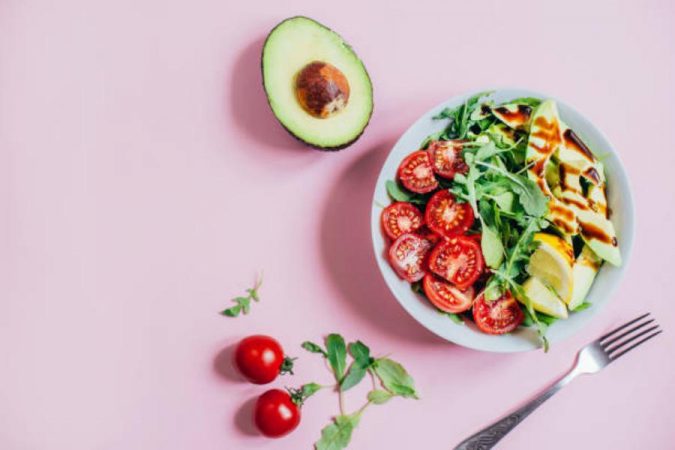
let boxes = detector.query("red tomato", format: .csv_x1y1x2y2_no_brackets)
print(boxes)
428,236,484,290
466,233,482,244
381,202,423,240
397,151,439,194
427,140,469,179
425,190,474,238
234,335,292,384
472,290,524,335
254,389,301,438
417,226,443,245
387,233,432,282
422,274,475,313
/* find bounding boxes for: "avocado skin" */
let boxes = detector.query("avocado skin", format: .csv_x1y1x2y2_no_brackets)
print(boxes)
260,16,374,151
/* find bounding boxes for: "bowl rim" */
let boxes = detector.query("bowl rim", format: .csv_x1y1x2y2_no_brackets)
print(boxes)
370,87,635,353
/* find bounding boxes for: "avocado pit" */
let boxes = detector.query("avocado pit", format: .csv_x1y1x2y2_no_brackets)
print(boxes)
295,61,350,119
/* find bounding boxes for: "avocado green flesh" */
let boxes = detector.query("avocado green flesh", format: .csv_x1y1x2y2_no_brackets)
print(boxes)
262,16,373,150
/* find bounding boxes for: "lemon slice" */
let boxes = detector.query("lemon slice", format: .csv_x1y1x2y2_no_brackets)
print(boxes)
522,277,568,319
527,233,574,304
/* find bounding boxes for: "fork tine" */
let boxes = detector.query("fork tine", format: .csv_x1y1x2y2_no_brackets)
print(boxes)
605,325,660,355
602,318,655,348
599,313,650,343
609,330,662,361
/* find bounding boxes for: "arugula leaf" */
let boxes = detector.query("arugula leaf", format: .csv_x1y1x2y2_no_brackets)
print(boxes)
507,97,542,108
367,390,393,405
481,224,504,269
302,341,328,357
385,180,427,206
446,312,464,324
326,334,348,382
371,358,418,399
571,302,592,312
315,414,361,450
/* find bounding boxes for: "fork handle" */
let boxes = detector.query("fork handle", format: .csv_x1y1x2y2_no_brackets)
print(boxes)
454,371,577,450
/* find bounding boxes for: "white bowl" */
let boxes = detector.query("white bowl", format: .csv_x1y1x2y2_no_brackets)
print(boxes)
370,88,635,352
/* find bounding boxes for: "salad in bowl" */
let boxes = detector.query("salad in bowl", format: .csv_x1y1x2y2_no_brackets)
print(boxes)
372,90,632,351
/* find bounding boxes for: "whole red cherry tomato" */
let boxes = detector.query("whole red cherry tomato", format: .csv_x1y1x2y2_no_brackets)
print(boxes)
234,335,294,384
254,389,301,438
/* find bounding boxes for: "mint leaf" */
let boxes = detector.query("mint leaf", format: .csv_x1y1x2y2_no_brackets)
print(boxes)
326,334,347,382
315,414,360,450
372,358,418,399
367,390,393,405
302,341,328,357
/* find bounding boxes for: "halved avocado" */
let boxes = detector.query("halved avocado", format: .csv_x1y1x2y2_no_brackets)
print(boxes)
261,16,373,150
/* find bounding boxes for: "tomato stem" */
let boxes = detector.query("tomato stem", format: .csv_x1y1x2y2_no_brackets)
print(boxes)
279,356,296,376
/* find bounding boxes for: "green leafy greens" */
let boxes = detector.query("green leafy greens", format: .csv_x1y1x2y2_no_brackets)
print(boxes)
303,334,418,450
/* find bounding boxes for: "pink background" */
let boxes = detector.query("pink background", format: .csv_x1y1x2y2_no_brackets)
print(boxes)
2,0,674,449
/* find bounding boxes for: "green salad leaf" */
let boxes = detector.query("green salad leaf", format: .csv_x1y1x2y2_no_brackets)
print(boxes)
316,414,361,450
326,334,348,382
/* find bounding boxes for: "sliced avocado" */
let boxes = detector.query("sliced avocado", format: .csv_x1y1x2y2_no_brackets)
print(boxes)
569,246,602,310
526,100,579,235
556,125,621,266
492,103,533,130
261,16,373,150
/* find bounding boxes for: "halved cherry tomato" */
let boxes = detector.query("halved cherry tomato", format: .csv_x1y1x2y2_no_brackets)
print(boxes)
425,190,474,238
397,151,438,194
381,202,423,240
427,140,469,179
428,236,484,290
472,290,524,335
387,233,432,282
422,274,475,313
417,226,443,245
466,233,482,244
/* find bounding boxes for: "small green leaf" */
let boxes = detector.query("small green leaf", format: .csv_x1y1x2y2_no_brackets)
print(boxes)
302,341,328,357
220,305,241,317
372,358,418,399
302,382,323,398
340,365,367,392
326,334,347,382
446,313,464,324
315,414,360,450
367,390,393,405
385,180,412,202
348,341,372,366
481,225,504,269
571,302,592,312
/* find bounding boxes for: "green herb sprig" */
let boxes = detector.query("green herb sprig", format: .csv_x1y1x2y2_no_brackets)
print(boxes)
220,274,263,317
301,334,418,450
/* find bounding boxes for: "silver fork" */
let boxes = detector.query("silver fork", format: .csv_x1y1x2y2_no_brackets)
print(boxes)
454,313,662,450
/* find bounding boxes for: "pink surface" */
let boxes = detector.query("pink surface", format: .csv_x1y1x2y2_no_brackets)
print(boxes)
2,1,674,449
